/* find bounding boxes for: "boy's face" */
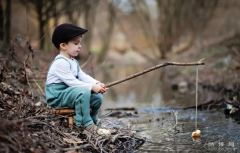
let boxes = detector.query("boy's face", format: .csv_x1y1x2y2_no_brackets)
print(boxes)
60,36,82,58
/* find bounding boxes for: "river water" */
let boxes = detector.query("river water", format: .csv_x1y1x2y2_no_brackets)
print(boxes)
97,66,239,152
101,107,240,152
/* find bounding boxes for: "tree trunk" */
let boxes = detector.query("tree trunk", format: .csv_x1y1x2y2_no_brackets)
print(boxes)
97,2,116,63
84,2,92,52
84,0,99,53
156,0,218,60
5,0,11,44
0,0,4,41
53,0,58,26
36,0,44,49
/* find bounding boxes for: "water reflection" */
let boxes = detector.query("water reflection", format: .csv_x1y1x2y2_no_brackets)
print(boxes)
99,65,218,108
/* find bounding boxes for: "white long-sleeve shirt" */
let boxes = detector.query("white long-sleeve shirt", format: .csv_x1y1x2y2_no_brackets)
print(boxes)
46,54,99,90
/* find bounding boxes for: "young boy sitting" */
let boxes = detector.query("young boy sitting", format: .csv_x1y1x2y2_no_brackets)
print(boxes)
45,23,110,134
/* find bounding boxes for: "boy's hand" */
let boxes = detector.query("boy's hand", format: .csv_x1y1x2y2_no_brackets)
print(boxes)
96,82,108,94
96,82,106,87
91,84,102,93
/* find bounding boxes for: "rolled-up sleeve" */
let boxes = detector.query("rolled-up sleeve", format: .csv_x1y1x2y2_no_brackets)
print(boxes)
77,69,99,85
53,60,93,90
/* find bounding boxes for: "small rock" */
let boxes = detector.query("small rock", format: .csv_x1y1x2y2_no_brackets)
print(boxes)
98,129,111,135
35,101,42,107
8,111,14,118
178,81,188,94
226,104,233,110
50,121,55,126
14,91,20,95
32,134,38,137
7,100,13,106
25,68,33,77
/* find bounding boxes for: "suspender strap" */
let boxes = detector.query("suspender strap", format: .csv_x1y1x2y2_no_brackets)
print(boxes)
74,59,80,73
47,56,80,76
48,57,72,73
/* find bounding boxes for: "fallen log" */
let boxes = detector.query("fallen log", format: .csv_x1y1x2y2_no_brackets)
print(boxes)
183,100,215,110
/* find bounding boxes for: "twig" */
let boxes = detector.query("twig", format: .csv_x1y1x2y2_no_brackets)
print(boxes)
106,59,205,88
25,42,33,63
0,134,18,146
80,54,92,69
33,78,45,96
0,57,9,71
25,0,31,44
225,99,233,104
15,115,47,124
23,61,34,100
100,110,113,118
33,24,56,50
171,110,178,130
183,100,214,109
232,47,240,58
19,95,23,112
62,144,92,151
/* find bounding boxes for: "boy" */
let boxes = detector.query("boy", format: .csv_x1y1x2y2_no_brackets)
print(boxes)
45,23,109,134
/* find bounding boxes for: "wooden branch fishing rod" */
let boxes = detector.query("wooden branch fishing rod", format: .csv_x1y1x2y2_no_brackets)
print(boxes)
105,59,205,88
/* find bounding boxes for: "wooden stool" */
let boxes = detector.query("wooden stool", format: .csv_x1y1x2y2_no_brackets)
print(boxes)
52,108,75,129
52,108,92,129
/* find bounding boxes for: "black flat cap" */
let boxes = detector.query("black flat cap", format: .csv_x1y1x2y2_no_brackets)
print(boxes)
52,23,88,48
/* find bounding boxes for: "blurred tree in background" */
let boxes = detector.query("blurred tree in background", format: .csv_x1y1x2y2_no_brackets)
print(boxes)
0,0,240,103
0,0,239,59
4,0,11,44
0,0,11,43
124,0,218,60
22,0,58,49
156,0,218,59
0,0,3,41
0,0,239,70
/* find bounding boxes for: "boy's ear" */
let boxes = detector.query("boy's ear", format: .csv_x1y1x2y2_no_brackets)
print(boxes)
59,43,67,50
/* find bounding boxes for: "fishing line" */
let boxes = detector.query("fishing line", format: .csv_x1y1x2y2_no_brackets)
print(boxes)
195,66,198,130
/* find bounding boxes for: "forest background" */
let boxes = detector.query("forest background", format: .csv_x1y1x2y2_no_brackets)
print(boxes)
1,0,240,110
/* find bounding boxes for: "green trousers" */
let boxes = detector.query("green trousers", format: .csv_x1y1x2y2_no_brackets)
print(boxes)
45,83,103,127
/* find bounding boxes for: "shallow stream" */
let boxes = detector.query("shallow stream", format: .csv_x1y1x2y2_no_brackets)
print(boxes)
103,108,240,152
98,66,240,152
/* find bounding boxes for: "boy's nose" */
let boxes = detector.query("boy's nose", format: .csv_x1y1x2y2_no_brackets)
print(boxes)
78,44,81,48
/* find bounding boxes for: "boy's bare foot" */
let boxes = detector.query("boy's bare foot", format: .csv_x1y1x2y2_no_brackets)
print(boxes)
85,124,111,135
